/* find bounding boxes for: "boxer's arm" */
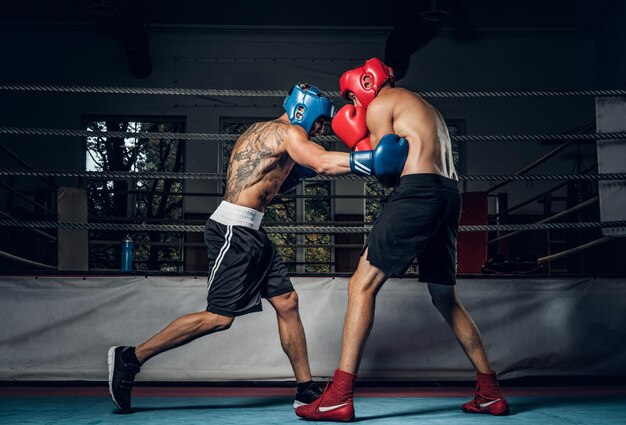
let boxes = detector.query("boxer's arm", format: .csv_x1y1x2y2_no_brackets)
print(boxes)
284,127,351,176
365,99,395,147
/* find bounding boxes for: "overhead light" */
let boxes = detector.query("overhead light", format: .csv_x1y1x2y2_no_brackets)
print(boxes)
85,0,119,17
419,0,450,24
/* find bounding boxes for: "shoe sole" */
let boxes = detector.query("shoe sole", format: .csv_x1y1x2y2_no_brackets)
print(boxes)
463,407,510,416
295,413,355,422
295,406,355,422
107,346,123,410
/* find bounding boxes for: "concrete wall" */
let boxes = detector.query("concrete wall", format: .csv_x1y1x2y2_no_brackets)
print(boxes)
594,0,626,90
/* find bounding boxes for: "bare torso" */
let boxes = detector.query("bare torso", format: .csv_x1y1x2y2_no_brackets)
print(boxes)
224,119,295,211
367,86,458,180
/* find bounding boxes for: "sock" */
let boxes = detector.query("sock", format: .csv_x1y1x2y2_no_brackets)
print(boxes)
122,346,141,366
476,371,502,399
323,369,356,404
297,380,315,393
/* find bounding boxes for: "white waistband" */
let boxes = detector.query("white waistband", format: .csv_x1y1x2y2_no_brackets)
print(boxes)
210,201,264,230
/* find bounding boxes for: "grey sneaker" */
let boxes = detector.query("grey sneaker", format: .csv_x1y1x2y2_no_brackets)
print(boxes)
107,346,140,411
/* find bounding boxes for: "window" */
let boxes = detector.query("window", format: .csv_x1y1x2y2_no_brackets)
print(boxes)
85,117,185,271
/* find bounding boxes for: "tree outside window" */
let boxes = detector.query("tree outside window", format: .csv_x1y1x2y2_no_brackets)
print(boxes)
85,117,185,271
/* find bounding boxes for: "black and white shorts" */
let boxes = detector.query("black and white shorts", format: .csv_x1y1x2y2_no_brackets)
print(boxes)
204,201,294,317
365,174,461,285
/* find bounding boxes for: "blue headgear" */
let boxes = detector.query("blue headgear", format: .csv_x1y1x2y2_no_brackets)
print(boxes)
283,84,335,134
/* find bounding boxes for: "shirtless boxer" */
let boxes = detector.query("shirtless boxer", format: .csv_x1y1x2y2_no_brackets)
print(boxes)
296,59,509,421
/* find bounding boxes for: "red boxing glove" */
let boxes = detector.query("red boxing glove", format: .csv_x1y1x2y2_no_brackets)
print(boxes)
354,135,371,151
331,105,372,151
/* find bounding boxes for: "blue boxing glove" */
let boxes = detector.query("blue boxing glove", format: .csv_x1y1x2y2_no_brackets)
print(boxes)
349,134,408,187
279,164,317,193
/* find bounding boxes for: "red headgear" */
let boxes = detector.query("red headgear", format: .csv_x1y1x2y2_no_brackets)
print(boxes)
339,58,395,108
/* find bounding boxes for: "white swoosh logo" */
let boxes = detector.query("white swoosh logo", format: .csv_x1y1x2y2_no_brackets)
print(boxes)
479,399,501,408
318,403,348,412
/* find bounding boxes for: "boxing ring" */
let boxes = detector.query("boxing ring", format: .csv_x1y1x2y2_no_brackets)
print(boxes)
1,83,626,423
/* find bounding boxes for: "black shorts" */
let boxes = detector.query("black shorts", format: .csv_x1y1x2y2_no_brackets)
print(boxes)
365,174,461,285
204,219,294,317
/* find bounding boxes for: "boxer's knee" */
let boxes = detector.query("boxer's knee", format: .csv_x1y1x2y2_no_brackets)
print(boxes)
270,290,300,316
428,283,457,314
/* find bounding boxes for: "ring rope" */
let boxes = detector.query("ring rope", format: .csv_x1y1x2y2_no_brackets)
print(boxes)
1,126,625,143
1,219,624,233
0,180,57,215
488,196,600,244
0,249,56,270
2,83,626,98
0,169,364,180
485,139,577,194
0,169,624,181
538,237,613,263
89,240,363,249
0,84,287,97
0,211,57,241
0,126,238,141
490,166,597,218
91,218,375,226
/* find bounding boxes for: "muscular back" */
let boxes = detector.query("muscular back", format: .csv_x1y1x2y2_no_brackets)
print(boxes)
368,87,458,180
224,120,294,211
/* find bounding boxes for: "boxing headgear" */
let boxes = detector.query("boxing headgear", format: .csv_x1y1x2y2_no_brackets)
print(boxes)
283,83,335,135
339,58,395,108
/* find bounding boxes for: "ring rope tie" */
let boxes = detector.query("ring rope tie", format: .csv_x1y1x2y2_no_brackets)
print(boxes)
2,83,626,98
0,169,624,181
0,219,624,233
1,126,625,143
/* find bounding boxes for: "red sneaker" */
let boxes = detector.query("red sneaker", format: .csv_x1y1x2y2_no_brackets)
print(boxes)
462,371,509,416
295,369,356,422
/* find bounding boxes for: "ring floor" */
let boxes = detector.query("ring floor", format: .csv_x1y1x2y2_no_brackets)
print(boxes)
1,385,625,424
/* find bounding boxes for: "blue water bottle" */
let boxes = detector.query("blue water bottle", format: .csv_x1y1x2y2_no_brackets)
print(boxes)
121,235,134,271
